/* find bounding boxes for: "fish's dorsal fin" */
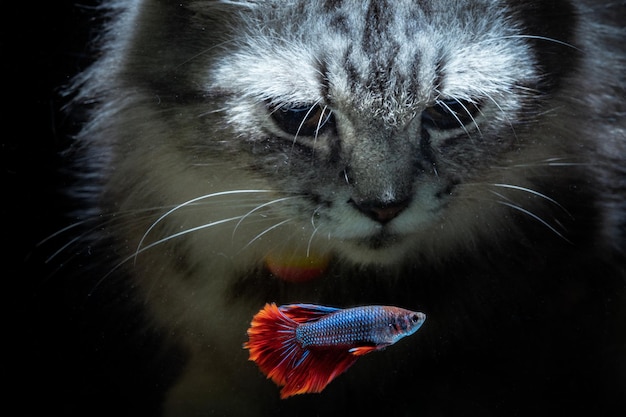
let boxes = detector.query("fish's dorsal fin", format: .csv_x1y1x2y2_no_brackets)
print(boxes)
279,303,340,323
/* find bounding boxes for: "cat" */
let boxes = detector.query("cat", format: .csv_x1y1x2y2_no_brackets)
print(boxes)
56,0,625,415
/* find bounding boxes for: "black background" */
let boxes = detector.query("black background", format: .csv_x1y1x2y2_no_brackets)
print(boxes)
3,2,96,269
4,3,183,414
4,0,84,412
2,2,158,416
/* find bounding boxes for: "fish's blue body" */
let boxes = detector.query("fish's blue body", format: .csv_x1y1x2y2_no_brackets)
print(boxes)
295,305,425,348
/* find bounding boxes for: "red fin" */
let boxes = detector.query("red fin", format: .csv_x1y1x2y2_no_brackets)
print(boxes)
279,303,340,323
244,303,301,387
244,303,358,398
278,347,358,398
349,345,382,356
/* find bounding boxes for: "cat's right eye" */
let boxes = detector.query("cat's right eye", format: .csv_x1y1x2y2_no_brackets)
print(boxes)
421,99,482,130
269,103,334,137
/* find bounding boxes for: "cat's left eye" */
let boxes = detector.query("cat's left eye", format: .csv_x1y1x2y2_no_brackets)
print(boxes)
422,99,482,130
269,103,334,137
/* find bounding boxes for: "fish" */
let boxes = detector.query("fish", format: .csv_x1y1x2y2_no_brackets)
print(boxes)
244,303,426,398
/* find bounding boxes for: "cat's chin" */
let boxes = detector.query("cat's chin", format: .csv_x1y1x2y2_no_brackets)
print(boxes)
337,232,415,265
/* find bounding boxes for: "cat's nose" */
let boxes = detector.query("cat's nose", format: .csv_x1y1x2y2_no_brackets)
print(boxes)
350,198,410,224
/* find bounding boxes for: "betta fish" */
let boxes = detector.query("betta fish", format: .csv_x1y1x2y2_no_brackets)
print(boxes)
244,303,426,398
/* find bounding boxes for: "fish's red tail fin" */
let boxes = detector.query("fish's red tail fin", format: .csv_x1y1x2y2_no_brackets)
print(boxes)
244,303,359,398
244,303,301,389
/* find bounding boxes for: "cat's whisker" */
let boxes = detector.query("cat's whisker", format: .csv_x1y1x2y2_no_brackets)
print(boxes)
135,189,273,265
195,106,231,119
456,181,573,242
312,104,330,158
343,169,351,185
232,196,297,240
452,96,483,137
436,98,472,138
37,219,91,249
512,84,543,96
241,218,293,252
492,35,580,51
306,224,321,258
488,157,590,171
310,205,322,230
39,205,170,249
510,158,591,168
45,228,96,265
543,161,590,167
489,191,571,243
474,86,518,139
291,97,324,149
174,38,242,69
306,206,324,257
41,206,177,264
91,215,246,296
496,200,571,243
489,183,573,218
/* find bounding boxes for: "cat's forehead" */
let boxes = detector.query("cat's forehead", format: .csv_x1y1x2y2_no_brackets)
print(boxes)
210,0,535,123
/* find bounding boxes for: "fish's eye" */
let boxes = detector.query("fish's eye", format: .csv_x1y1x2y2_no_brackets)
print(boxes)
421,98,482,130
411,314,421,323
269,102,334,137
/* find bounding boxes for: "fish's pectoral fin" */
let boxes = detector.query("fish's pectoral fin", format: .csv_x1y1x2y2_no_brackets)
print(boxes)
349,344,388,356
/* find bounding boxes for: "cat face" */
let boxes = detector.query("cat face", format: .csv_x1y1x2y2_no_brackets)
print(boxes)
195,0,553,263
78,0,578,273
